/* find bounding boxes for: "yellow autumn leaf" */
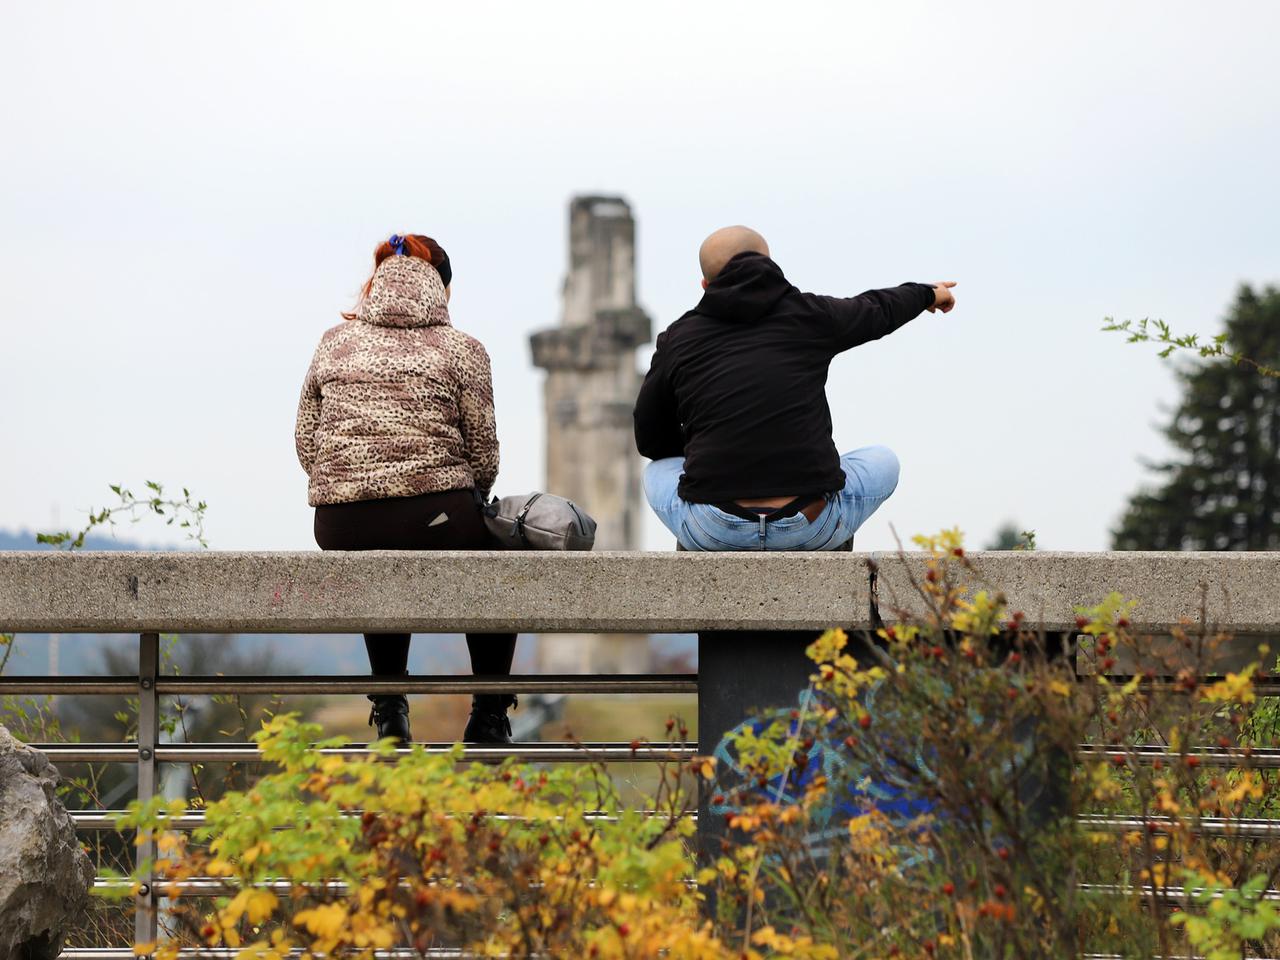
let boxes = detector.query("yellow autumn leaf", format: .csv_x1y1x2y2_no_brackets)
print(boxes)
294,902,348,939
219,888,279,928
806,628,848,664
1201,666,1257,704
244,889,279,925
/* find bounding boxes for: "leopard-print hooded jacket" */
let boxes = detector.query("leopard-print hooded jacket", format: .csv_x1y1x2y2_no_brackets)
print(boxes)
295,255,499,506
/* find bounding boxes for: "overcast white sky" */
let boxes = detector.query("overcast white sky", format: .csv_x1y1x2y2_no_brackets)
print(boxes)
2,1,1278,552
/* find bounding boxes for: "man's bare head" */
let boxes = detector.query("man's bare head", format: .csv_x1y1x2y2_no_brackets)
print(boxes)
698,226,769,284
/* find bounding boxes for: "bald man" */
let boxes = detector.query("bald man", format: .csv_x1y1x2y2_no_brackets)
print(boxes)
633,226,956,551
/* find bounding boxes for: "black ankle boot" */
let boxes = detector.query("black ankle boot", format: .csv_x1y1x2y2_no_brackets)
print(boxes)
463,694,517,744
367,694,411,746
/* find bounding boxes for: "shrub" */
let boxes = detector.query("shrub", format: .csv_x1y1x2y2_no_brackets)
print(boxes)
705,530,1280,958
116,716,724,958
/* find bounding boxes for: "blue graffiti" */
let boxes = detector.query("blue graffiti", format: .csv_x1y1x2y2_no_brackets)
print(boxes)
710,680,934,854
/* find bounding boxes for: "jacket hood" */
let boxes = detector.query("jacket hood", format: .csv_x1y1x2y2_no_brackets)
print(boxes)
357,255,451,329
695,252,793,323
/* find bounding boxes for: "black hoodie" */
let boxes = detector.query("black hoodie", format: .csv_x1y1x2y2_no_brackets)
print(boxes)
633,252,935,503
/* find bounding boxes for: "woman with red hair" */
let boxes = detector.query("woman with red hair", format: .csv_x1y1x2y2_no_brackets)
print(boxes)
296,234,517,745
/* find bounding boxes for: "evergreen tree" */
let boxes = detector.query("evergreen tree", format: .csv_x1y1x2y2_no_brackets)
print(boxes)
1113,285,1280,550
985,523,1035,550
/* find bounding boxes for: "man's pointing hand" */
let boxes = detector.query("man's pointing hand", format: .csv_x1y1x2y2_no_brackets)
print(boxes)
928,281,957,314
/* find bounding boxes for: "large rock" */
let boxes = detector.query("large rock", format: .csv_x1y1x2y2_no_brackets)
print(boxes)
0,723,94,960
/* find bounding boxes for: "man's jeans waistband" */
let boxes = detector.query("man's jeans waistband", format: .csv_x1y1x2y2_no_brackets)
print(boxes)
643,446,901,552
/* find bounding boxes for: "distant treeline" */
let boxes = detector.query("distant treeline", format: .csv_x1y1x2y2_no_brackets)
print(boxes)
0,529,161,551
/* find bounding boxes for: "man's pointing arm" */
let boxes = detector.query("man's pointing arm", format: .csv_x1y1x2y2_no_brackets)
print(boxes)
820,281,956,351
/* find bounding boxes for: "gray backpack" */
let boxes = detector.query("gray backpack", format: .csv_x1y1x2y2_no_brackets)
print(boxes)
482,492,597,551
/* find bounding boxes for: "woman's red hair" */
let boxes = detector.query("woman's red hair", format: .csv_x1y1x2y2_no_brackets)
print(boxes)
343,234,448,319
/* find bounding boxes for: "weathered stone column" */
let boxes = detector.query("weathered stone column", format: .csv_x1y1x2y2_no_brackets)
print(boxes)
530,196,653,674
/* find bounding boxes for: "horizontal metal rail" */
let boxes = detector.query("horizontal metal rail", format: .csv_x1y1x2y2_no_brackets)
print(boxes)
38,739,1279,768
95,877,347,896
1077,743,1280,768
1080,882,1280,902
58,952,1280,960
63,951,485,959
97,875,701,897
1080,814,1280,839
76,810,209,830
72,808,1257,838
33,741,698,764
0,673,698,696
72,808,692,831
91,874,1280,904
15,672,1280,697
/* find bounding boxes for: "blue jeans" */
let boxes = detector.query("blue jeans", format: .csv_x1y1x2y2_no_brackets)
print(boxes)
643,446,900,551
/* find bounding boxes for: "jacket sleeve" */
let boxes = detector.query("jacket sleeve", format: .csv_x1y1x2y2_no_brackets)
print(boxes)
294,354,322,475
818,283,937,352
633,332,685,460
458,340,500,499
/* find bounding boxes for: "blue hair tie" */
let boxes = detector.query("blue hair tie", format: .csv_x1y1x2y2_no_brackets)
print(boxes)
388,234,407,256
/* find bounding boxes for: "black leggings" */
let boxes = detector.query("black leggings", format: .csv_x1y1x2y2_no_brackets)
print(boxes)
314,489,517,678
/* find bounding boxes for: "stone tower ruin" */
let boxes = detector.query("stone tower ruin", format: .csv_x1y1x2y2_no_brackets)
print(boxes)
530,196,653,673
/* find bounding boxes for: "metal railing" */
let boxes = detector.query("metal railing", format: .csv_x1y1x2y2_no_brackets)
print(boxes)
17,634,1279,952
2,633,697,948
4,549,1280,954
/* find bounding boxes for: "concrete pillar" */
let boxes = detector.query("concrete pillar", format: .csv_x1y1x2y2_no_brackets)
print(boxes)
530,196,653,675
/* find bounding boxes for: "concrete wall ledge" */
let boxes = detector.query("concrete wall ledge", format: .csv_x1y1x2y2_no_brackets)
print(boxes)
1,550,1278,635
